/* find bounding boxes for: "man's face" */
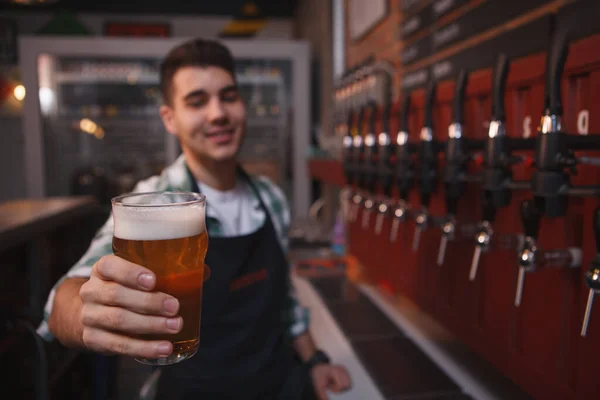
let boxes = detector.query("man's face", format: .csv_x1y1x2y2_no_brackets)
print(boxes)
160,66,246,163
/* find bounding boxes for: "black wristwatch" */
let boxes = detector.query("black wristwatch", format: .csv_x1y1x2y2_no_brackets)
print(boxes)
306,349,331,370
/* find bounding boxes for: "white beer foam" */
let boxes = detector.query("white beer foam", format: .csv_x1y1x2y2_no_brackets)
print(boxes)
113,204,206,241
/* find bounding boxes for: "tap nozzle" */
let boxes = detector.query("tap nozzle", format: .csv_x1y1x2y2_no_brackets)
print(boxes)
514,236,538,307
375,200,390,235
581,261,600,337
412,210,429,252
515,200,541,307
350,193,363,222
437,216,456,266
581,207,600,336
342,187,354,222
390,200,409,242
469,220,493,281
514,200,542,307
362,197,375,229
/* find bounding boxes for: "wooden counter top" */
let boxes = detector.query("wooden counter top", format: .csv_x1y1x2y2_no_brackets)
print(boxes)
0,196,99,253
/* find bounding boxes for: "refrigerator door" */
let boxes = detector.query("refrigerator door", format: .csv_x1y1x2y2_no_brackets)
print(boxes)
35,54,166,201
20,37,310,216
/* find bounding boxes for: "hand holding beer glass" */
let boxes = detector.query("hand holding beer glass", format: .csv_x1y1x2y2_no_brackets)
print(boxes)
110,192,208,365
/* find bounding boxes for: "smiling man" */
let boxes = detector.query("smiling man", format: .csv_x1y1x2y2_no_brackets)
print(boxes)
38,38,351,400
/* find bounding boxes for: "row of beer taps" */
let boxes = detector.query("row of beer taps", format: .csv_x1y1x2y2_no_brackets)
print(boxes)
339,26,600,337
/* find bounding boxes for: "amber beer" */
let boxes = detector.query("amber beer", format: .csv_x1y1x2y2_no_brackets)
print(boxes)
111,192,208,365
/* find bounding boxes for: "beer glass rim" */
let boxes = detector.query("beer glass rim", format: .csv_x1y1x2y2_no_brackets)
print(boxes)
111,191,205,208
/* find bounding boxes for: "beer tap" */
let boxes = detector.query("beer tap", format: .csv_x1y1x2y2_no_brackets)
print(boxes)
342,110,356,222
375,103,394,235
361,101,379,229
530,25,600,218
390,95,417,242
469,196,497,280
514,199,582,307
581,208,600,337
349,106,367,222
469,54,535,280
437,69,485,265
413,81,445,252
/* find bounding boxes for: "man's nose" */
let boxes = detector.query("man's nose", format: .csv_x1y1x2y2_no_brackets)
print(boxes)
206,98,227,123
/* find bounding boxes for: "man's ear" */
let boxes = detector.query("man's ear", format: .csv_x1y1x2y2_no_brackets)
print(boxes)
160,104,177,136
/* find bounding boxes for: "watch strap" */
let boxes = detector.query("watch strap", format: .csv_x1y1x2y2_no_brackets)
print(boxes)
306,349,331,370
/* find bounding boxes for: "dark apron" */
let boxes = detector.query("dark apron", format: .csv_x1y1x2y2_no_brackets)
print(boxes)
154,167,313,400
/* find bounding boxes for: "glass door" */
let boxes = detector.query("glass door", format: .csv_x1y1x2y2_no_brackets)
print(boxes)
37,54,166,204
20,37,310,217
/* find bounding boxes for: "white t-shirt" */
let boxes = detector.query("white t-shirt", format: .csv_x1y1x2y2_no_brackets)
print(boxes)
197,179,266,237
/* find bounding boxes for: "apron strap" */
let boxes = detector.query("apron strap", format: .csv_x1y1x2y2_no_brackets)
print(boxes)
184,162,274,223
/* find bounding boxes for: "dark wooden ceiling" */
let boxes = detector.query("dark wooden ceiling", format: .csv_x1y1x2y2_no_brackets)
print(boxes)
1,0,298,18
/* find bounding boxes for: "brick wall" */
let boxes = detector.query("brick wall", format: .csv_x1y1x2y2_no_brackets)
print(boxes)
345,0,403,100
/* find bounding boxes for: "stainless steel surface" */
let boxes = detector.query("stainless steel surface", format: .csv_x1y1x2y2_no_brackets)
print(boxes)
581,289,595,337
412,226,422,252
389,202,408,242
539,115,562,134
448,123,462,139
517,237,537,272
420,127,433,142
469,246,482,282
375,202,388,235
470,221,493,281
437,219,456,266
488,120,505,138
351,193,363,222
437,235,448,266
378,132,391,146
514,267,526,307
412,212,427,251
396,131,409,146
581,264,600,336
362,198,374,229
514,237,538,307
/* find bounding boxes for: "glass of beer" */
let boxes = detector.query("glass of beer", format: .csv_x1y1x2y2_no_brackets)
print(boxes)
111,191,208,365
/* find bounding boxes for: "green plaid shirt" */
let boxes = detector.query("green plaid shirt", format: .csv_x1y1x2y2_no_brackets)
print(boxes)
37,155,310,341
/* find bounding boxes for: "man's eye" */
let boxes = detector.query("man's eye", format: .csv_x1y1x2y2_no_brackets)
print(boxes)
187,98,208,107
222,92,240,102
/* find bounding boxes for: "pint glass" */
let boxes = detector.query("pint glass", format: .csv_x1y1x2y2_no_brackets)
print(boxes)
111,192,208,365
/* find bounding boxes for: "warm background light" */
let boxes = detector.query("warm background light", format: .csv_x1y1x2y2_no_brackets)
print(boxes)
13,85,26,101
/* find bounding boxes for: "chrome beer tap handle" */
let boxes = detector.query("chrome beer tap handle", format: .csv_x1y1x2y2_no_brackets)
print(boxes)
582,207,600,336
390,200,409,242
412,209,428,252
437,217,456,266
469,221,493,281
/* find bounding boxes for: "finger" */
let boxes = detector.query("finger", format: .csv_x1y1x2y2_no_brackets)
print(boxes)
330,367,351,392
93,255,156,291
311,369,328,400
339,368,352,390
82,327,174,359
80,281,180,317
81,303,183,335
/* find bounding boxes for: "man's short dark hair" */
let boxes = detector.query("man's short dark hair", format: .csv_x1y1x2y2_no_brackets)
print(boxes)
159,38,236,104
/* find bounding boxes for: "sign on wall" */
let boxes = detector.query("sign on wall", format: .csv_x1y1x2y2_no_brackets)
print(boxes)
349,0,388,41
104,22,171,37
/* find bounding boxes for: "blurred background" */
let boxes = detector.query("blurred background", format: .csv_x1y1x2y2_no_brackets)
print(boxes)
3,1,600,399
